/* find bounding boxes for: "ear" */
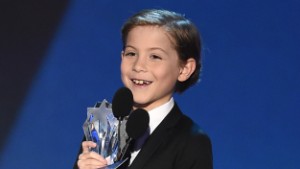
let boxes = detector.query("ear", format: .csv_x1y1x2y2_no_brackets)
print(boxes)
178,58,196,82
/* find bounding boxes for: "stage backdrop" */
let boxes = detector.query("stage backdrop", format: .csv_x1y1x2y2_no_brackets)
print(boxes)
0,0,299,169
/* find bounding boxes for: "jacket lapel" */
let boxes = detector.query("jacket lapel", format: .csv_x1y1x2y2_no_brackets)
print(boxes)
128,103,182,169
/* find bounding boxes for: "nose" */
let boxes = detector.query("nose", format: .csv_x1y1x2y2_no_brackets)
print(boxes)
133,55,146,72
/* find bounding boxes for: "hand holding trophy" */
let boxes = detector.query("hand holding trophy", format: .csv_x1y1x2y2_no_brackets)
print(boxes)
82,88,133,169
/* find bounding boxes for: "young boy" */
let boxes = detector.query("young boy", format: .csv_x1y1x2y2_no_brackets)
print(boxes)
76,9,213,169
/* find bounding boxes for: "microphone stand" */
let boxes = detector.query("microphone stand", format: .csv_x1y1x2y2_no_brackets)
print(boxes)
117,117,122,161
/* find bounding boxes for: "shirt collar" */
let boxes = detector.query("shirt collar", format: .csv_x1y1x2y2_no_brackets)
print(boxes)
147,97,174,134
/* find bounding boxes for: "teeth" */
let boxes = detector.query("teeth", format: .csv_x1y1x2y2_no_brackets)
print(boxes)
133,79,151,85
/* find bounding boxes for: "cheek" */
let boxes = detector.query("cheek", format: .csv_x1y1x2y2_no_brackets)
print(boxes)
120,61,130,84
120,60,127,74
162,64,180,77
120,60,125,75
121,59,135,75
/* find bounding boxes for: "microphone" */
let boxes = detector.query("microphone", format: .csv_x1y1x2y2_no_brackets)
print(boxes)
112,87,133,120
112,87,134,161
120,108,150,160
126,109,149,139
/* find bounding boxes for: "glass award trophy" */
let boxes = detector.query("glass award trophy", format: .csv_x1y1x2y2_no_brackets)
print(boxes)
82,99,128,169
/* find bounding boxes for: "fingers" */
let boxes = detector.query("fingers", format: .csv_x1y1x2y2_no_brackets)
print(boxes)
78,152,107,169
82,141,97,153
78,141,108,169
79,151,107,163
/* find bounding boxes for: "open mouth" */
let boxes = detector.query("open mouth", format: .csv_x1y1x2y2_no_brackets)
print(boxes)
132,79,152,85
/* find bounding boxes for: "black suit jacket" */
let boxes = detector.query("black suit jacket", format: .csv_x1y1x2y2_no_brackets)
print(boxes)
73,103,213,169
126,103,213,169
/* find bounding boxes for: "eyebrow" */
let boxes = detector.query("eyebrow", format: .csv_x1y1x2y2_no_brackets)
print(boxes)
149,47,168,54
124,45,136,50
124,45,168,55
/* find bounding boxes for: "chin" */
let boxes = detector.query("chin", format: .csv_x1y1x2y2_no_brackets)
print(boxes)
133,100,151,109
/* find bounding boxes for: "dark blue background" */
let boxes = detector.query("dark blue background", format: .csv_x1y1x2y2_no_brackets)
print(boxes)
0,0,299,168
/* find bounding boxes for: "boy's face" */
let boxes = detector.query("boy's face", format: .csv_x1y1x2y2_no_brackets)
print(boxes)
121,26,184,111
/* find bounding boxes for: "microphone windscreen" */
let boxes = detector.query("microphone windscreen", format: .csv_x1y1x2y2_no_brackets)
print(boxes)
126,109,149,140
112,87,133,119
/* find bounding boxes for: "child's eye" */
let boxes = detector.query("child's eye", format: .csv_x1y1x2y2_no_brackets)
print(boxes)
124,52,136,57
150,55,162,60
